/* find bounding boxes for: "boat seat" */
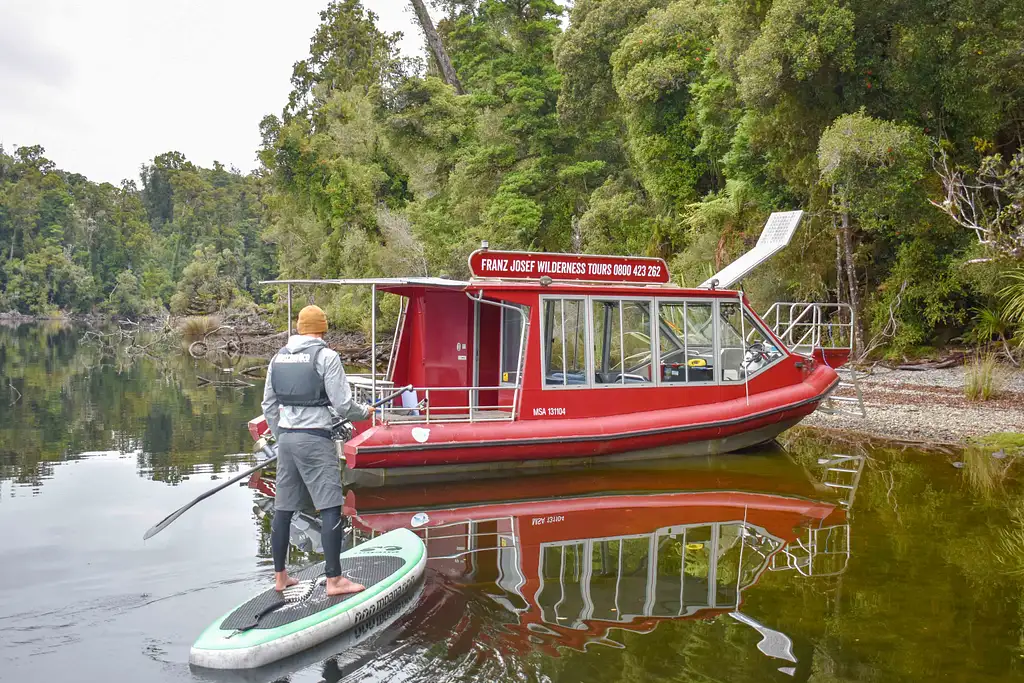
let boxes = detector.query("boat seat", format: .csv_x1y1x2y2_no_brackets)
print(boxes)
720,348,745,381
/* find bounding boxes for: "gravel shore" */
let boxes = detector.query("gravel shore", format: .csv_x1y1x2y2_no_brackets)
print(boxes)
803,364,1024,444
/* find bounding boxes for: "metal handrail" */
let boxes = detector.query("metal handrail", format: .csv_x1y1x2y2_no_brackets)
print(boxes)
768,524,851,577
349,383,516,424
762,302,853,352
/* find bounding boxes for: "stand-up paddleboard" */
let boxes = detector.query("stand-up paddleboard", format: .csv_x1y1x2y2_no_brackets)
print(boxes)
191,579,425,683
190,527,425,670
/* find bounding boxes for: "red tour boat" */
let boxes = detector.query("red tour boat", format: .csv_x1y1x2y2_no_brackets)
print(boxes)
250,211,854,478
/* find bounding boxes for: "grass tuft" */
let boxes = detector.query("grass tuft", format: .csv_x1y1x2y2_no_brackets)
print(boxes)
179,315,221,343
965,352,1004,402
961,446,1014,499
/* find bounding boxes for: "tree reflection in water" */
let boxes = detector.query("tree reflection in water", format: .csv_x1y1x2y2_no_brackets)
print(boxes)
0,323,263,490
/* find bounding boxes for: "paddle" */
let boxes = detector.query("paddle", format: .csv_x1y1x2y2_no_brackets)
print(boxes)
142,384,413,540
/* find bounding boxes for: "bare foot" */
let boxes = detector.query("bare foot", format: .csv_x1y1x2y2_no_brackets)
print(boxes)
326,576,365,596
275,571,299,592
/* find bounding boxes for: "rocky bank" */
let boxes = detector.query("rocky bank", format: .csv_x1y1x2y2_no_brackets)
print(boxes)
804,364,1024,444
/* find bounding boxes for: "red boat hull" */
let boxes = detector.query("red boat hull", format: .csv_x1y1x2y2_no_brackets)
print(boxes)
344,364,838,471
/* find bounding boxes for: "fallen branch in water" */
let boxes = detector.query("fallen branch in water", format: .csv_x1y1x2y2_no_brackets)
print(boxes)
188,325,243,359
197,375,255,388
240,365,267,377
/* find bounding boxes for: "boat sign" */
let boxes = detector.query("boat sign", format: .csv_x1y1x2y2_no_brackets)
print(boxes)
469,250,670,284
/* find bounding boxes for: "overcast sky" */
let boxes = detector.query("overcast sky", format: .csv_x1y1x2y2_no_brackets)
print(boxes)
0,1,429,185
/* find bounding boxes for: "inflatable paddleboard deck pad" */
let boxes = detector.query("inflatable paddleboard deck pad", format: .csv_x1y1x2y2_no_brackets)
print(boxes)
190,527,425,670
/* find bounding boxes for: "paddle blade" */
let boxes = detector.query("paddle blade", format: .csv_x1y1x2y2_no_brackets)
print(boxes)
142,451,277,541
143,506,190,540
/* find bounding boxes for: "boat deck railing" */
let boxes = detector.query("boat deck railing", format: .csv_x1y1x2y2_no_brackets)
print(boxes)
347,375,515,424
762,302,854,355
768,524,851,577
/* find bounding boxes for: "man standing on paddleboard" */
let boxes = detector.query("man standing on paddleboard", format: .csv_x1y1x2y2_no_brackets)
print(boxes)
261,305,372,596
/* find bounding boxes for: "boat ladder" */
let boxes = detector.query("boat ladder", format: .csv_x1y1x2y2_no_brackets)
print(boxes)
818,365,867,418
816,454,865,509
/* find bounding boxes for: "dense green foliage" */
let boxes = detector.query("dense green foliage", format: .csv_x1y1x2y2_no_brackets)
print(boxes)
256,0,1024,352
4,0,1024,351
0,146,270,317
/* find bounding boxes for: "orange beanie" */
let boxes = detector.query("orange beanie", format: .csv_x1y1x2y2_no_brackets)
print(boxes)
296,305,328,335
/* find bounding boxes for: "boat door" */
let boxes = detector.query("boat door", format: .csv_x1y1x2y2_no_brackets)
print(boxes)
470,295,525,413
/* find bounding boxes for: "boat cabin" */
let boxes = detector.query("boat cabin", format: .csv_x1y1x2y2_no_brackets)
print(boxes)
373,272,795,422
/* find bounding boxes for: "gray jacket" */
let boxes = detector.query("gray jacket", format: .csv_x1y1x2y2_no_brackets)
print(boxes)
261,334,369,436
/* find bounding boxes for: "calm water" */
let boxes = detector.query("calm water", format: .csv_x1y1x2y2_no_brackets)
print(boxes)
2,324,1024,682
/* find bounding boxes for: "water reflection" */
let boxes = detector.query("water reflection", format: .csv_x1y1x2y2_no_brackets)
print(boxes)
248,452,864,679
6,323,1024,681
0,323,265,489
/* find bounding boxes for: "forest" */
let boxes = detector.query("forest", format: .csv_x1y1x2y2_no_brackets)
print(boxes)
2,0,1023,357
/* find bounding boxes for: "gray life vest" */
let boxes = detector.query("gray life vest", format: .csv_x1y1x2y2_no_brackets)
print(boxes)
269,341,331,407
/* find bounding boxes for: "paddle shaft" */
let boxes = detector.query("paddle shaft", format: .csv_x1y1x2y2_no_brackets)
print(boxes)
142,384,412,540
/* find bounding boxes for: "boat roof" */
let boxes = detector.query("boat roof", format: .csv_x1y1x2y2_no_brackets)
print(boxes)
260,277,744,298
261,277,469,288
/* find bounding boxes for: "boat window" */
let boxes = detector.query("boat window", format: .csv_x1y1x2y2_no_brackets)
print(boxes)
538,542,588,626
611,537,655,617
543,298,587,386
719,302,784,382
592,299,653,385
657,301,715,383
682,525,715,612
713,524,743,608
500,306,525,385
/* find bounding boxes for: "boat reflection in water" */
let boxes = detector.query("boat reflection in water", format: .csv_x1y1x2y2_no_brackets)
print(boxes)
249,450,864,678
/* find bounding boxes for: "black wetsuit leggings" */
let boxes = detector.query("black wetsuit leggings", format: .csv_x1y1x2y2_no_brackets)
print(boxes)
271,507,347,578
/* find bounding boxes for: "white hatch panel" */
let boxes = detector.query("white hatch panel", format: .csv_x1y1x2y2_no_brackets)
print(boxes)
700,211,803,289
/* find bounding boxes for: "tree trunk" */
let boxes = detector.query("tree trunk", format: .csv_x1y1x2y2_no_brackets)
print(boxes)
409,0,465,95
834,221,844,305
839,208,864,354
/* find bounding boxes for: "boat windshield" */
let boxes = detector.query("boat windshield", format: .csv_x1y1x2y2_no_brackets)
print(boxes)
718,303,785,381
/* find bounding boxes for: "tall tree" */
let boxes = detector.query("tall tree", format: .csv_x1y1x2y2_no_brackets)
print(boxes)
817,111,931,351
409,0,465,94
